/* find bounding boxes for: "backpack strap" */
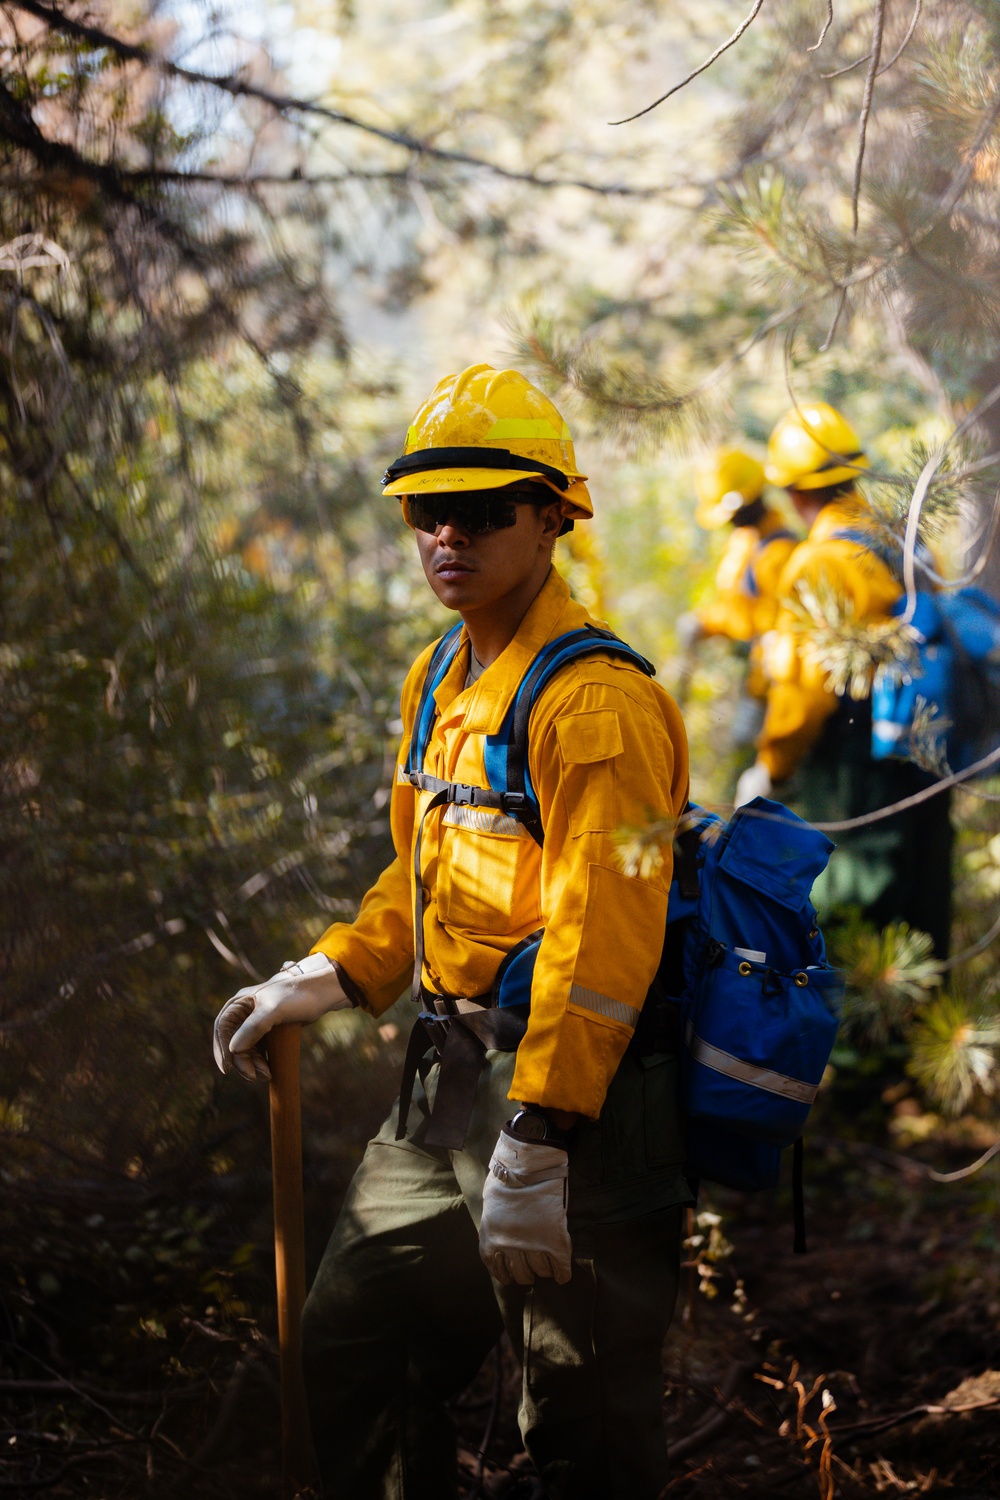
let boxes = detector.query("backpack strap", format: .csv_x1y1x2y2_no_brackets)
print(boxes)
406,623,465,775
483,626,655,845
793,1136,807,1254
742,528,797,599
830,526,938,587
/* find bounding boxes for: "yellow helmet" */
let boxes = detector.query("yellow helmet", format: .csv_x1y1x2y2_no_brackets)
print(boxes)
381,363,592,520
765,402,868,490
693,449,766,529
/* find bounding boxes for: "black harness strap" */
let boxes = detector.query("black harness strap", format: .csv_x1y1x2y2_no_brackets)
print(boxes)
398,758,532,1149
395,1001,530,1149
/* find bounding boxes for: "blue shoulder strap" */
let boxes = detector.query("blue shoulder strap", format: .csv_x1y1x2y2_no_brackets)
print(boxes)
406,623,464,774
830,525,900,570
483,626,655,844
742,528,797,598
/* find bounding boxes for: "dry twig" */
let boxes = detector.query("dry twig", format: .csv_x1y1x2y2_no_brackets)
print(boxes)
610,0,765,125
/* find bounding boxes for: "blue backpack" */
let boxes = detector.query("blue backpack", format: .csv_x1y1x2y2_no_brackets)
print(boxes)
405,624,844,1237
871,586,1000,771
832,528,1000,771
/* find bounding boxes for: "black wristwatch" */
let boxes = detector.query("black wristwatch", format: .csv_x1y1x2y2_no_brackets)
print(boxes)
506,1104,570,1147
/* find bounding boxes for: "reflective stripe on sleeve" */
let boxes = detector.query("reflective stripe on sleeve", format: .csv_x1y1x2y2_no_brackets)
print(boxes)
569,984,640,1029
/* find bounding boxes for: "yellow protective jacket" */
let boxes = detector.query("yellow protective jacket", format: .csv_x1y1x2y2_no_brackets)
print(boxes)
696,508,798,644
757,497,902,782
311,568,689,1119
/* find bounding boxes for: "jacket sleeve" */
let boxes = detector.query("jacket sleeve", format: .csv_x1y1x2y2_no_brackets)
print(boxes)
309,651,431,1015
756,542,900,782
510,669,690,1118
697,591,756,642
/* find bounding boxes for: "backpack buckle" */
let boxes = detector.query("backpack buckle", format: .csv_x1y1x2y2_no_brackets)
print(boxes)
447,783,482,806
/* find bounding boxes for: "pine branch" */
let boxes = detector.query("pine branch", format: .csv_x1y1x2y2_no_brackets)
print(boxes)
908,992,1000,1116
783,576,921,701
8,0,676,199
508,312,708,455
837,919,940,1045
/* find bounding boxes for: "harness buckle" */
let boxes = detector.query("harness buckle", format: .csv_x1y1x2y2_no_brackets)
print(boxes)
447,783,484,806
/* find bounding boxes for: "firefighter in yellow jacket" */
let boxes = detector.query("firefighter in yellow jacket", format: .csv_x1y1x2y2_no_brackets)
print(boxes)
677,448,797,749
735,402,953,957
213,365,691,1499
680,448,797,646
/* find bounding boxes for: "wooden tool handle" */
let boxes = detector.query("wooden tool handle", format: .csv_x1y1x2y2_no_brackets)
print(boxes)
268,1023,312,1495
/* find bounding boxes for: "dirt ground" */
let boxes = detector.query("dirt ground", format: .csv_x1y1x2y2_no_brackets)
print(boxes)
3,1058,999,1498
450,1136,1000,1499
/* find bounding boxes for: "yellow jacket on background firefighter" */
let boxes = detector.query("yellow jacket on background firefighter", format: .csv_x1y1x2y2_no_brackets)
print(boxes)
756,497,902,782
312,567,689,1120
696,507,798,644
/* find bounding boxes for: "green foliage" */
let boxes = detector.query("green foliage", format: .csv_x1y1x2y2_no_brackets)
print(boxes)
836,919,942,1046
908,990,1000,1116
783,575,921,700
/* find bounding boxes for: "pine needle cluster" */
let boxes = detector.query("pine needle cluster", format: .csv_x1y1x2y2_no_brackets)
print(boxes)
833,916,1000,1117
909,989,1000,1116
865,438,978,543
507,308,708,457
837,920,942,1046
612,814,683,880
783,576,921,700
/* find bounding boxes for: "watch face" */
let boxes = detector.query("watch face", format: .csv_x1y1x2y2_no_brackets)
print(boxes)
512,1111,547,1141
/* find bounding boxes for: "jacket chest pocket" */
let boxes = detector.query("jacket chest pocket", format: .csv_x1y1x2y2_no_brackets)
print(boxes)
436,809,536,935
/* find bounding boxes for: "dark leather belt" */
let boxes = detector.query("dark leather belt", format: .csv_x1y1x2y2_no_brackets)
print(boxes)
395,990,529,1151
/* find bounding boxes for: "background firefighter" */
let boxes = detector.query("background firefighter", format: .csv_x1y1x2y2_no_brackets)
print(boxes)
735,402,954,960
677,448,798,760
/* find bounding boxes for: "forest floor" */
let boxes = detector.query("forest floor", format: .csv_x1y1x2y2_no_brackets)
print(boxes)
3,1043,999,1500
455,1133,1000,1499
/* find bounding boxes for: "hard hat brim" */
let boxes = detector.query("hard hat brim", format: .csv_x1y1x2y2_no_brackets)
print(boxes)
383,467,593,519
764,460,867,490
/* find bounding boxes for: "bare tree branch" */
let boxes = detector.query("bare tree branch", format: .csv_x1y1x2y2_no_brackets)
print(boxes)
803,1,839,54
851,0,887,233
609,0,765,125
877,0,922,77
807,1,834,53
7,0,675,199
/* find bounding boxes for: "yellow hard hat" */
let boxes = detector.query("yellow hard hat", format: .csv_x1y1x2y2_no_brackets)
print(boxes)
381,363,592,520
693,449,766,529
765,402,868,490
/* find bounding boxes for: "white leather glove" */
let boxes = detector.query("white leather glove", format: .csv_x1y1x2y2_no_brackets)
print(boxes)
479,1128,572,1287
734,760,772,808
213,953,354,1083
676,611,705,651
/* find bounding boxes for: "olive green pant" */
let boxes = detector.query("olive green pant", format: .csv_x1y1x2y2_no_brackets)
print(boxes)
300,1047,690,1500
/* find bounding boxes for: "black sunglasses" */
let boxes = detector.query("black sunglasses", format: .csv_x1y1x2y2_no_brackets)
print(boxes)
401,488,547,536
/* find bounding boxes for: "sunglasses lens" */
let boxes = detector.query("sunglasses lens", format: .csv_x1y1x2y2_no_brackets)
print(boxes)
401,492,522,534
404,496,441,533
